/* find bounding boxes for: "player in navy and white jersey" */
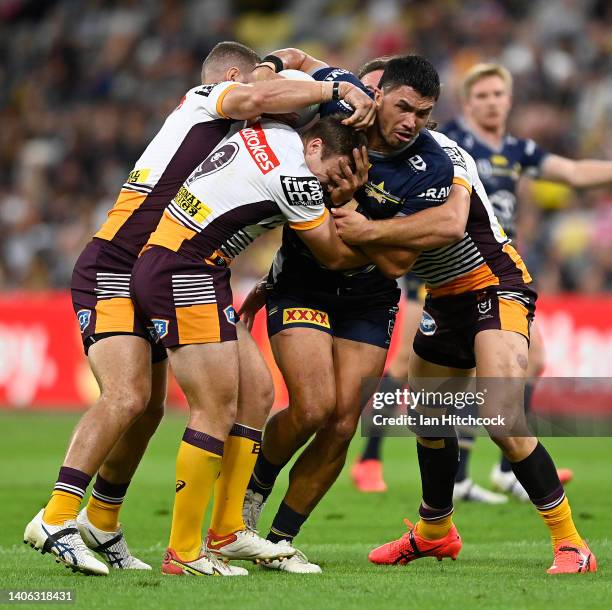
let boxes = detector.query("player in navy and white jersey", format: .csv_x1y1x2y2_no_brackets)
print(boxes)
440,63,612,500
240,52,455,573
351,59,507,503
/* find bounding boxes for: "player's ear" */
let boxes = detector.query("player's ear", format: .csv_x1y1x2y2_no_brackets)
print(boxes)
226,66,241,82
305,137,323,156
374,87,384,106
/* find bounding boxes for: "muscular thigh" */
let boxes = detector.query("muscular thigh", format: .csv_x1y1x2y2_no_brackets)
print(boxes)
88,334,152,399
332,337,388,427
270,327,335,412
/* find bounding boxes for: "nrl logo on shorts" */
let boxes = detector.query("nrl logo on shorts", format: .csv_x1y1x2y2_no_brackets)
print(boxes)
477,298,492,315
419,311,436,336
151,318,169,339
77,309,91,333
224,305,237,325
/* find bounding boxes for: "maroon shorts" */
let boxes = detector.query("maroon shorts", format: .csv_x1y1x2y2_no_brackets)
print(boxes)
413,286,537,369
71,238,167,362
130,246,238,348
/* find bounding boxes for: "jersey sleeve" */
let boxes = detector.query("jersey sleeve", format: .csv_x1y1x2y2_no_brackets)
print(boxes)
520,138,549,176
396,152,454,217
267,160,328,230
311,66,374,118
441,145,474,194
191,81,241,120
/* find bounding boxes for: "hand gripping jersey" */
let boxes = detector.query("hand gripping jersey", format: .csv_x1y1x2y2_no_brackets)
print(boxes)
418,130,532,297
144,121,328,260
441,118,549,239
269,128,454,308
94,81,241,257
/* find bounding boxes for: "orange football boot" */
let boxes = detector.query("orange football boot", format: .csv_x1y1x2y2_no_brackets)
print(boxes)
350,459,387,493
369,519,462,565
547,542,596,574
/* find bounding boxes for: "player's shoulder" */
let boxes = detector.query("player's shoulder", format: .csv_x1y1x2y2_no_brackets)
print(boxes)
409,130,454,174
504,133,542,157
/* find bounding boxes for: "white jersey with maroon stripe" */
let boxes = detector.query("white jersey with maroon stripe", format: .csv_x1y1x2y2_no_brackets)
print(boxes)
145,120,327,261
94,81,240,256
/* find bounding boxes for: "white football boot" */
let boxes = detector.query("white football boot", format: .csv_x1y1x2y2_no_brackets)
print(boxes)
206,528,295,562
453,478,509,504
262,548,322,574
162,546,248,576
76,508,151,569
490,464,530,501
24,509,109,575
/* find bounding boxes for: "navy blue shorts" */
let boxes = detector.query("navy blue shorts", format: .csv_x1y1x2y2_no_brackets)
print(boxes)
266,293,399,349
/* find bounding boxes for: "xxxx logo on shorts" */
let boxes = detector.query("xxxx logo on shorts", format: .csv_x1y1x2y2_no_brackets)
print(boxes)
283,307,330,328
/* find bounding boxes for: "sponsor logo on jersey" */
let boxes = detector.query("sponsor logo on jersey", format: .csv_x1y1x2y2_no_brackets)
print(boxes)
419,311,437,336
417,185,451,201
187,142,239,184
491,154,509,166
443,147,468,171
127,168,151,184
252,441,261,455
195,83,217,97
408,155,427,171
152,318,169,339
173,186,213,223
280,175,324,206
77,309,91,333
223,305,237,325
283,307,330,328
176,479,186,492
240,124,280,174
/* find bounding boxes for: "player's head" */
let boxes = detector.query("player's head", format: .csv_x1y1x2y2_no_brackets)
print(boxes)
371,55,440,151
301,116,368,189
358,57,394,93
461,63,513,131
201,41,261,84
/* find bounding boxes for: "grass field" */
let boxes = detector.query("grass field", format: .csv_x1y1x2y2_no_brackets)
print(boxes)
1,411,610,609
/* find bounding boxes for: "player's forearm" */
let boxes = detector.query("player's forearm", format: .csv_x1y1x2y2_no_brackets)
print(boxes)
360,208,466,250
223,80,341,120
361,245,418,279
267,48,328,73
542,155,612,188
566,160,612,188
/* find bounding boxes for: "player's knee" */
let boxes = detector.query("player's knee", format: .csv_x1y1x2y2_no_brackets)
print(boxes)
289,386,336,433
99,386,150,422
326,415,360,446
490,435,536,462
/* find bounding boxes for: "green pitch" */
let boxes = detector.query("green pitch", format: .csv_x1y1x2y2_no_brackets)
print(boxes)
1,411,610,609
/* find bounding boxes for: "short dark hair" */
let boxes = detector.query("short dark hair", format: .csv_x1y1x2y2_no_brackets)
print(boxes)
201,41,260,81
378,55,441,100
357,56,394,80
302,115,368,171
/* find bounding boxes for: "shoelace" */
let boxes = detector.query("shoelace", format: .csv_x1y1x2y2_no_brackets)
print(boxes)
555,546,587,567
205,551,234,574
64,523,95,559
386,520,416,557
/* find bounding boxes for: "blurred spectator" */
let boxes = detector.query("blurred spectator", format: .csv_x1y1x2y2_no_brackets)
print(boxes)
0,0,610,292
